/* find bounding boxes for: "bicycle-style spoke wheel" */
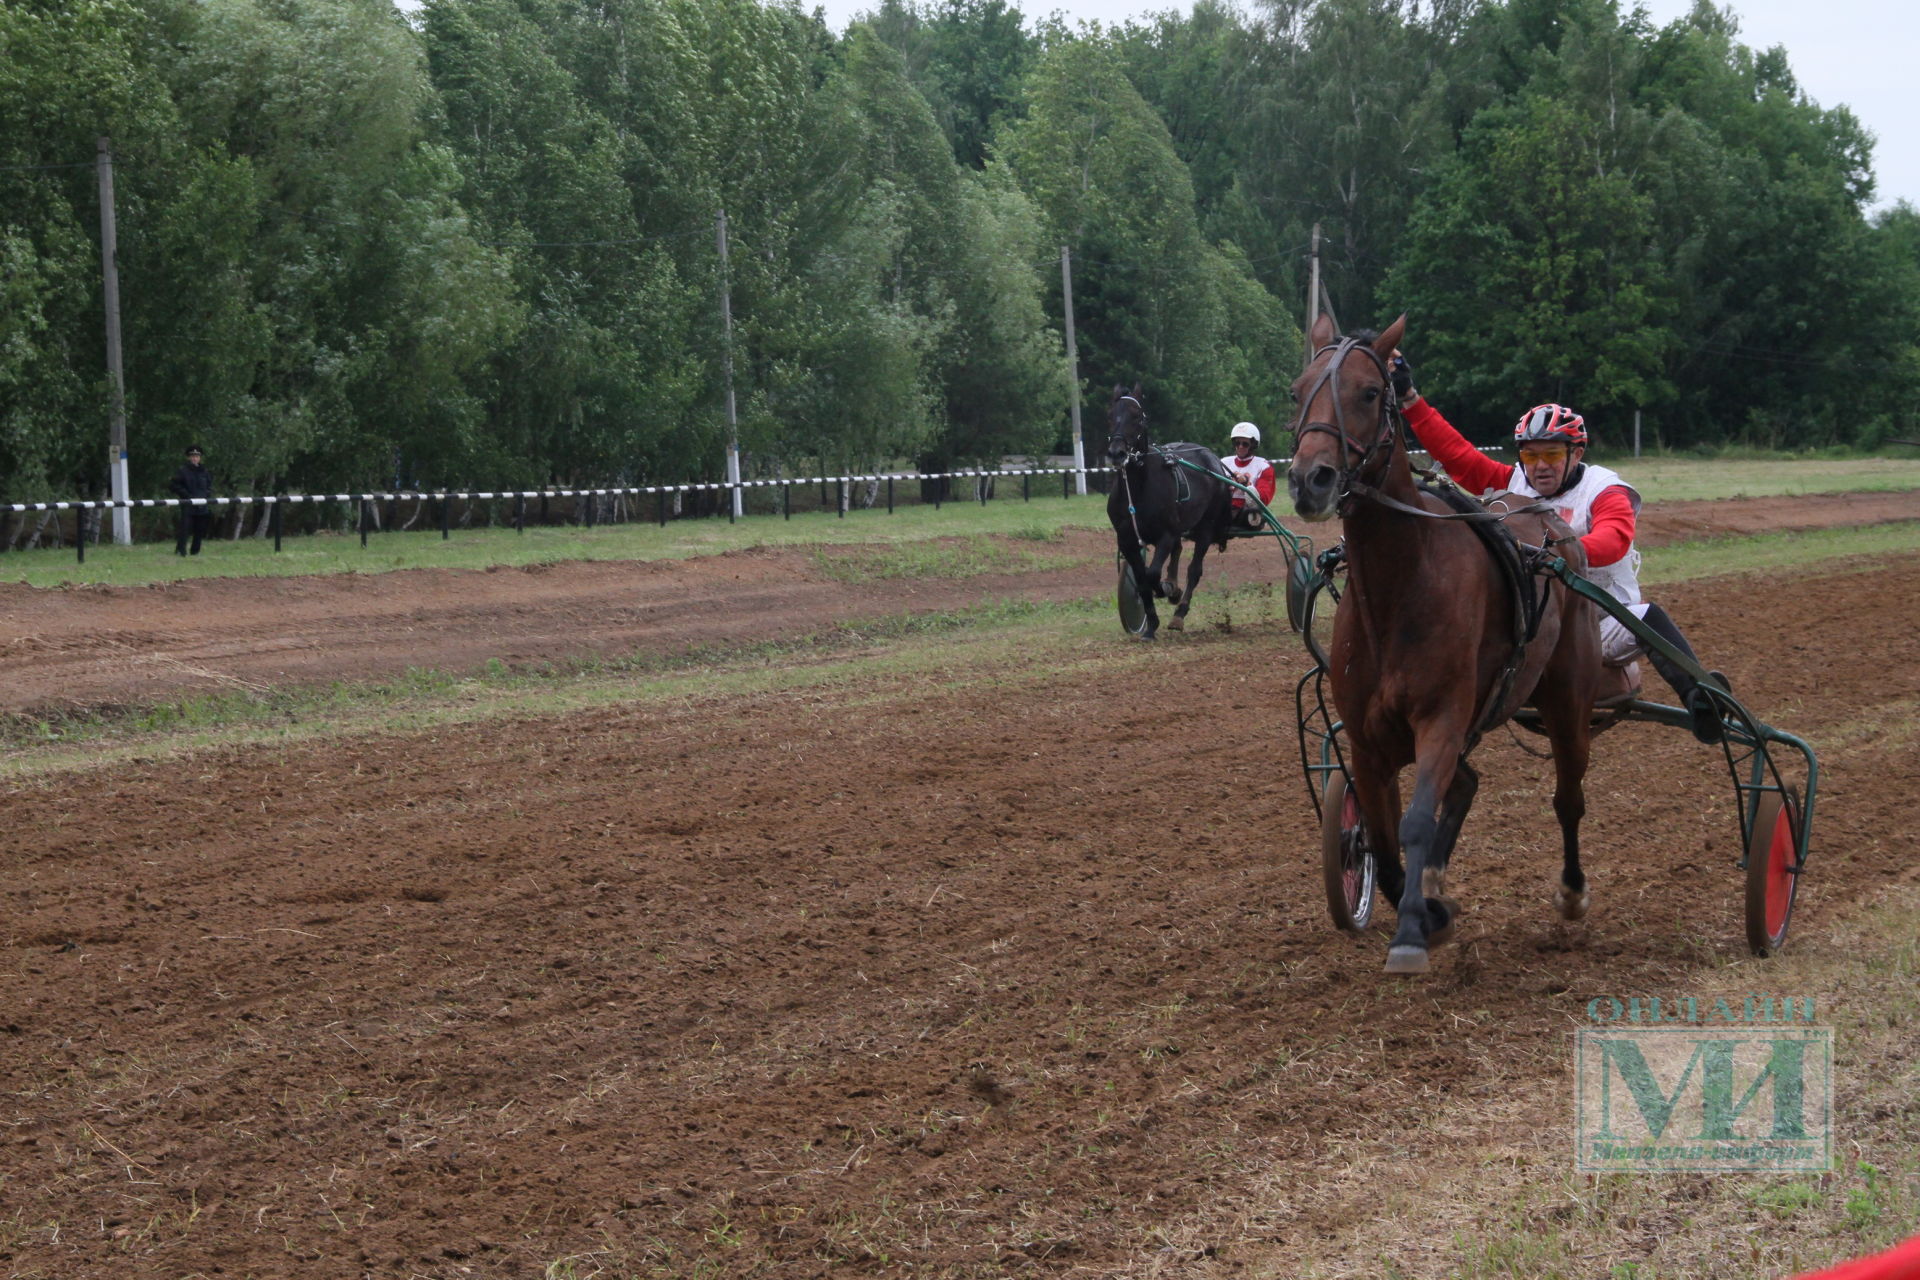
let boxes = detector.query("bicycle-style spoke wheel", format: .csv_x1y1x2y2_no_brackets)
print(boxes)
1321,773,1376,932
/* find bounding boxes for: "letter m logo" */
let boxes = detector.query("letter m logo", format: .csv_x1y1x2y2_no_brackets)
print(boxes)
1576,1028,1831,1171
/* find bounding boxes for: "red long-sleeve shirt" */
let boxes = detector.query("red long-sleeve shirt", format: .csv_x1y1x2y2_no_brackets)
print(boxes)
1403,399,1636,569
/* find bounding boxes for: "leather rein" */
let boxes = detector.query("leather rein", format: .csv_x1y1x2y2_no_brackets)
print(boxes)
1289,339,1555,526
1290,337,1570,755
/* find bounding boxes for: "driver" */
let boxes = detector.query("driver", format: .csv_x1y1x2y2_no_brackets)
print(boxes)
1391,353,1725,742
1222,421,1276,529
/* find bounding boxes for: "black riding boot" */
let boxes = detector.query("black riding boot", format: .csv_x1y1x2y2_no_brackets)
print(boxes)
1640,603,1723,743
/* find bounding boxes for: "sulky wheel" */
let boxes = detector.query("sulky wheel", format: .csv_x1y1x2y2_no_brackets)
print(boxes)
1321,772,1376,932
1745,787,1803,957
1116,557,1150,637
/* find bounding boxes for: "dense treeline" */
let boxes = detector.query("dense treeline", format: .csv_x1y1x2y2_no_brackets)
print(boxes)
2,0,1915,505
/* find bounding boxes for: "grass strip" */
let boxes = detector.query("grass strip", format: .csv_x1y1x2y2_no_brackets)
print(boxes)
1641,521,1920,583
0,495,1111,589
7,525,1917,780
0,595,1129,778
5,456,1917,589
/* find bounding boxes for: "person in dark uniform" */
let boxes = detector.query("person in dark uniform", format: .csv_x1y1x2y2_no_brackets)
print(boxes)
170,445,214,555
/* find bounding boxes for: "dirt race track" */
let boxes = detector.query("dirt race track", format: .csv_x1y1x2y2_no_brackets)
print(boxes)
2,491,1918,1278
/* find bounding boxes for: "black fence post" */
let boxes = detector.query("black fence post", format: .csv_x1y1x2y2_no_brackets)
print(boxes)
360,497,370,547
657,490,666,527
728,486,735,525
441,492,451,540
1063,470,1070,500
837,479,845,519
272,494,283,552
934,476,942,511
978,472,987,506
515,493,526,534
76,497,85,565
887,477,894,514
783,483,791,521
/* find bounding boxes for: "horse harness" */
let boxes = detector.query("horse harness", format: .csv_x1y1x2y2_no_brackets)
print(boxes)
1292,336,1574,755
1110,397,1207,546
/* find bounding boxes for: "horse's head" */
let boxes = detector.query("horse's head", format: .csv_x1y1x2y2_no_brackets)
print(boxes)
1286,314,1406,521
1105,383,1150,466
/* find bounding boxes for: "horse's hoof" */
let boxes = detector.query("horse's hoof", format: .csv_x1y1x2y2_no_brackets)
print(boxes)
1385,945,1430,975
1166,614,1184,632
1426,897,1462,948
1165,585,1184,605
1136,629,1157,642
1554,885,1591,921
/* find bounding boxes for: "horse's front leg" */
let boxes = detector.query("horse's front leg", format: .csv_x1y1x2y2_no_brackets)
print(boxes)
1167,538,1213,631
1420,761,1479,947
1348,746,1406,908
1387,737,1465,975
1144,538,1176,601
1540,704,1593,920
1161,542,1185,604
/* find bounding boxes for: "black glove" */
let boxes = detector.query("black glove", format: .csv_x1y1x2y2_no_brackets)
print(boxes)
1389,354,1414,402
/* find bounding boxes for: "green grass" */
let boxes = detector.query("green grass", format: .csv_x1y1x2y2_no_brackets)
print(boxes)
0,594,1121,777
807,533,1081,582
8,512,1916,779
1587,454,1920,502
0,492,1113,589
1639,521,1920,583
6,456,1918,588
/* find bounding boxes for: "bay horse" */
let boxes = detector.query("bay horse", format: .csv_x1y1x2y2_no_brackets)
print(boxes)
1286,316,1601,974
1105,384,1237,639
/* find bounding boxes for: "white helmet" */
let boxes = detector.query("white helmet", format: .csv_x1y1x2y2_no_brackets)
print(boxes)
1230,422,1260,445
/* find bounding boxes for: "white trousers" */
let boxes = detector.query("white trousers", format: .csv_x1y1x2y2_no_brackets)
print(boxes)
1600,601,1653,667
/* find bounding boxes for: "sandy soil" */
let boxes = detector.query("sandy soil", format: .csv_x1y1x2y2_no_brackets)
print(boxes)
0,490,1916,1278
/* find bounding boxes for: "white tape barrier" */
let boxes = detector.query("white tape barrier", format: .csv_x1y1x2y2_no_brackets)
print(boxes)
3,468,1082,514
4,447,1505,514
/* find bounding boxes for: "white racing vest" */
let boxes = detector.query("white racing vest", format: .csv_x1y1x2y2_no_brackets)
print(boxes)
1504,461,1643,606
1222,453,1273,503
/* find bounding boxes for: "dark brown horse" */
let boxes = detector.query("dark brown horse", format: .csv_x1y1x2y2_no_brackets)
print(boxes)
1286,315,1601,974
1104,385,1236,638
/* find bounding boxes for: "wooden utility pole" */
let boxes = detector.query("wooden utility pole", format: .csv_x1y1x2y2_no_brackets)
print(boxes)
97,137,130,545
1306,222,1321,356
717,209,742,519
1060,246,1086,495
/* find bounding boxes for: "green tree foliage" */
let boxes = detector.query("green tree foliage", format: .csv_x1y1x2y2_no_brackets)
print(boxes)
1000,32,1297,441
863,0,1034,170
0,0,174,501
1386,91,1666,428
144,0,519,492
1387,0,1911,447
1,0,1912,510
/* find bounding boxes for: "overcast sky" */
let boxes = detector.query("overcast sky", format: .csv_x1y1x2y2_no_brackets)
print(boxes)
799,0,1918,212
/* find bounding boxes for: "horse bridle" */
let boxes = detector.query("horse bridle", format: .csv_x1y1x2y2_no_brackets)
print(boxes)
1289,337,1400,511
1107,394,1149,466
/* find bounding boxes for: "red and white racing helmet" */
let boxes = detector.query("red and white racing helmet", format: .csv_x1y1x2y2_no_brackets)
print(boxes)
1513,403,1587,448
